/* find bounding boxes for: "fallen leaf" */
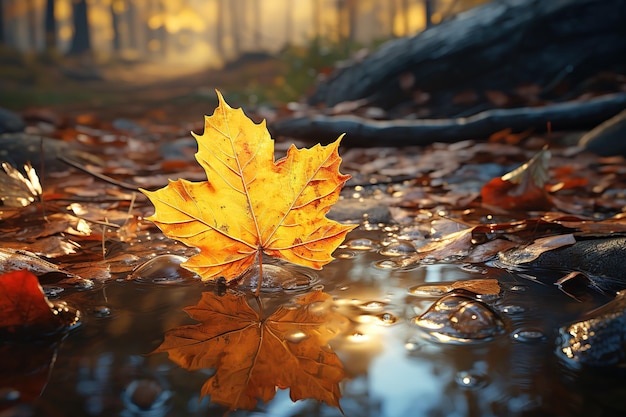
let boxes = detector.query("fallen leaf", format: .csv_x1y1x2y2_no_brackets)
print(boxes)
155,289,348,411
499,234,576,265
0,248,72,275
0,162,42,207
0,270,63,334
410,279,501,297
142,91,355,282
481,147,552,211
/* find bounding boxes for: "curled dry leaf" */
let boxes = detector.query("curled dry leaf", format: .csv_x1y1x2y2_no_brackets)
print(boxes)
154,289,348,411
481,147,552,211
0,162,42,207
0,270,62,334
142,91,356,282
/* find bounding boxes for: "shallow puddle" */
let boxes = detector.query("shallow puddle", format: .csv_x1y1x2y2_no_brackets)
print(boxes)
4,227,625,417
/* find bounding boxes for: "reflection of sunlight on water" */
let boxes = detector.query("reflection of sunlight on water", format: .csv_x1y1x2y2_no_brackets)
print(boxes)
368,326,445,417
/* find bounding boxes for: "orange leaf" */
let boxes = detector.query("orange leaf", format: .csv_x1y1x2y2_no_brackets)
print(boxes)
154,289,348,411
0,270,62,334
481,147,552,211
141,91,356,282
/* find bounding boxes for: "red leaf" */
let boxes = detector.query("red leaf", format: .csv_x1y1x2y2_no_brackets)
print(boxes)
481,148,552,211
0,270,62,334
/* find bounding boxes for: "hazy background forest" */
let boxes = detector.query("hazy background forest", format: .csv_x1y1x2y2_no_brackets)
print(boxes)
0,0,489,110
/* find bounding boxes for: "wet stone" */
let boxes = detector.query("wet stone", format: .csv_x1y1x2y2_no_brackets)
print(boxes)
414,292,505,343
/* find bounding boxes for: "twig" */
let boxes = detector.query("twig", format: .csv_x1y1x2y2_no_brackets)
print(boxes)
58,155,140,191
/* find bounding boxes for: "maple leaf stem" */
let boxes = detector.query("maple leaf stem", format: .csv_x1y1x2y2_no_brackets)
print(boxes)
254,295,265,319
255,250,263,297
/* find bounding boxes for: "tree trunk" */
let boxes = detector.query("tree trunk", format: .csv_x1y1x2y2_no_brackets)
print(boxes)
26,0,38,50
307,0,626,115
45,0,56,51
110,0,122,52
68,0,91,55
0,0,5,45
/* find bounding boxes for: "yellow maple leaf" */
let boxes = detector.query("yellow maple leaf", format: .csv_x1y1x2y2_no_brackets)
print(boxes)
141,91,356,282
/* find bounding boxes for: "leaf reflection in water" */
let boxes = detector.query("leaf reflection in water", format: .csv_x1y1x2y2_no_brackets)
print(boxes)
154,289,349,412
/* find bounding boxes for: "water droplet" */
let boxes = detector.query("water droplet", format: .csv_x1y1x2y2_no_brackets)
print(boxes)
379,241,416,257
346,331,369,343
93,305,111,318
408,284,450,297
360,301,386,311
285,330,309,343
455,371,489,390
377,312,398,325
0,388,20,402
414,292,505,343
499,304,525,315
346,238,378,251
511,328,546,342
334,250,356,259
130,254,194,284
404,338,421,352
374,259,400,269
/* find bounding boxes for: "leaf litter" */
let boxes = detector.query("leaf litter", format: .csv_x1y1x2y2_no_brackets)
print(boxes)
3,90,626,413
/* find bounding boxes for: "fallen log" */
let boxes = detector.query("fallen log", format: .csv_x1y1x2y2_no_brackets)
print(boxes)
271,93,626,147
308,0,626,116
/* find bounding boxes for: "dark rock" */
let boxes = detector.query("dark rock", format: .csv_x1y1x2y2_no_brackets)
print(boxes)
557,291,626,368
579,108,626,157
498,237,626,292
0,133,71,175
0,108,26,134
